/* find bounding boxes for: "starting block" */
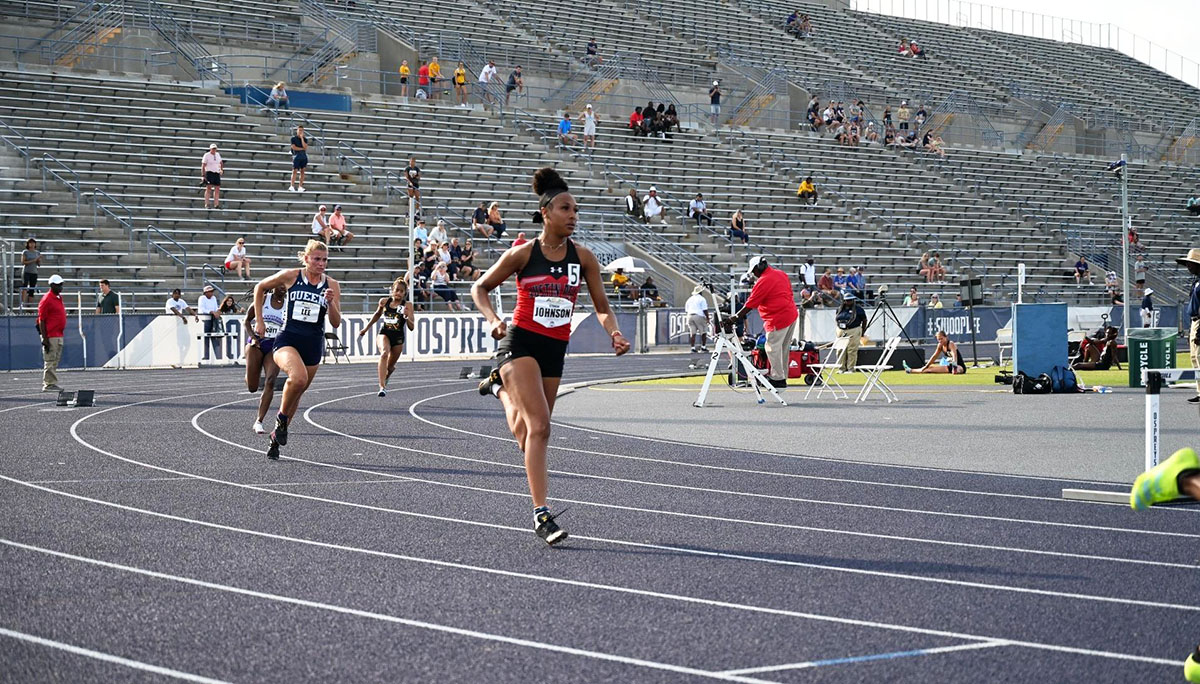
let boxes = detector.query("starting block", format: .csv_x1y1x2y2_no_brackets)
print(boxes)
459,366,471,379
56,390,95,408
460,366,491,380
1063,368,1199,505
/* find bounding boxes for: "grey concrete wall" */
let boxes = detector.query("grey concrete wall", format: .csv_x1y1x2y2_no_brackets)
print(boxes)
377,29,417,98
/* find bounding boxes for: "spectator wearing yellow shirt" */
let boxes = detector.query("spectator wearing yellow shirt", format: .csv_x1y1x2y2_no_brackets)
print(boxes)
610,268,632,300
398,60,411,98
428,57,442,100
453,61,468,107
797,176,818,206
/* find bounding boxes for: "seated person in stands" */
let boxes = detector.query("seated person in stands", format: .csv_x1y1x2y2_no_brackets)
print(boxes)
1187,196,1200,215
807,107,823,132
1074,255,1093,285
643,101,663,137
921,130,934,149
729,208,749,244
905,331,966,374
817,268,841,306
411,238,425,264
833,267,849,293
785,10,800,34
903,286,920,306
328,205,355,247
919,252,934,282
864,122,880,143
413,218,429,244
639,275,662,303
557,112,578,146
662,104,681,136
219,294,241,315
845,122,861,146
486,201,507,238
1105,269,1119,297
901,130,919,148
799,15,812,37
898,38,912,57
265,82,288,110
689,193,713,226
471,201,494,238
847,266,866,299
628,107,646,136
411,263,433,311
1072,325,1120,371
883,125,896,146
430,262,464,311
928,134,947,157
797,176,818,205
625,188,645,221
928,251,946,282
910,40,926,59
798,287,820,308
610,268,632,300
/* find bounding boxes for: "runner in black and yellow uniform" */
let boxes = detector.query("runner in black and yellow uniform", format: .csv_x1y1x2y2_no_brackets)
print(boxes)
360,277,414,397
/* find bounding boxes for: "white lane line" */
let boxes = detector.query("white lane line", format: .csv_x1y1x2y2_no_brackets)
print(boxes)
255,478,419,488
289,398,1200,570
72,391,1188,609
0,538,775,684
29,477,194,485
720,641,1012,675
0,475,1181,669
0,625,230,683
410,389,1187,514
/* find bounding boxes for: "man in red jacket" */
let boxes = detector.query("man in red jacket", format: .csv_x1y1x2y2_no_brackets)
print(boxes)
729,256,799,389
36,273,67,392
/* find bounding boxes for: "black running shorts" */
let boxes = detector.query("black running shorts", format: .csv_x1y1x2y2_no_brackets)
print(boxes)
495,325,568,378
381,327,406,348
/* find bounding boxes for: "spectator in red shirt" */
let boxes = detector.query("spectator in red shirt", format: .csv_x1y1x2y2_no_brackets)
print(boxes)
628,106,646,136
512,231,528,247
36,273,67,392
417,60,431,99
730,256,799,389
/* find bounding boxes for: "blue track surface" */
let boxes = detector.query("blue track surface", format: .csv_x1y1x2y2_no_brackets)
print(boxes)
0,356,1195,683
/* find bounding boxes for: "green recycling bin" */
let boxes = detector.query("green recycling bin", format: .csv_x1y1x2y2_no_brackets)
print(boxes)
1128,328,1178,387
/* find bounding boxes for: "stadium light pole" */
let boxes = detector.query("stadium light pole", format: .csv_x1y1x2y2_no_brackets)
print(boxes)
1119,153,1130,345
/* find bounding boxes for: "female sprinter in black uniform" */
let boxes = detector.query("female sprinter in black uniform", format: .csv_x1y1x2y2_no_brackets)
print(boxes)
472,167,630,545
359,276,414,397
253,239,342,460
244,284,287,434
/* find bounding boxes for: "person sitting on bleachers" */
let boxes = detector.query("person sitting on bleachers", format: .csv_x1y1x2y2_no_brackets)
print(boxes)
903,287,920,307
898,38,913,57
224,238,251,280
833,267,849,293
689,193,714,227
625,188,645,221
1187,196,1200,215
785,10,800,34
729,208,749,244
797,176,818,205
557,112,578,146
610,268,632,301
928,134,947,157
929,251,946,282
512,232,528,248
628,106,646,136
265,82,288,110
864,122,880,143
472,201,493,238
411,238,425,264
910,39,927,59
486,202,508,238
662,104,681,137
915,104,928,128
458,239,476,279
328,205,355,248
643,101,662,138
847,267,866,299
640,276,662,304
844,122,861,146
799,14,813,37
643,187,668,225
883,125,896,146
413,218,429,245
428,219,448,247
311,205,335,243
1074,255,1093,285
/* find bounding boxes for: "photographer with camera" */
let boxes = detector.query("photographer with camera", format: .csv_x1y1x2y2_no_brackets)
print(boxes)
835,293,867,372
726,256,798,389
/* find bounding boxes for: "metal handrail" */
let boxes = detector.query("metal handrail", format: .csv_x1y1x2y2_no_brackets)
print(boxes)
146,224,188,284
200,264,226,296
92,187,133,249
40,153,81,213
0,119,31,177
336,141,374,185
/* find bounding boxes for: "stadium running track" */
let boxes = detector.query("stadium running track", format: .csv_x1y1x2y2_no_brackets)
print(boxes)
1,355,1196,683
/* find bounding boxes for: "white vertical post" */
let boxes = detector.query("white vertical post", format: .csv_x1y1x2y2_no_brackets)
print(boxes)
117,293,124,370
1016,262,1025,304
77,292,87,370
1119,153,1130,346
1144,371,1161,472
407,195,416,361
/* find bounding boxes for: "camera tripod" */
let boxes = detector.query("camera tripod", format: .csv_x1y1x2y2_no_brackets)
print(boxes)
693,316,787,408
866,293,922,357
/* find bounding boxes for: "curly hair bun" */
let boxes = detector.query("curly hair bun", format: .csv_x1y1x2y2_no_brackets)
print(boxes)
532,166,569,196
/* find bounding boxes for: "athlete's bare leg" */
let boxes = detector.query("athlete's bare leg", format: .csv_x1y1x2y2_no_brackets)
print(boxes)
498,357,560,508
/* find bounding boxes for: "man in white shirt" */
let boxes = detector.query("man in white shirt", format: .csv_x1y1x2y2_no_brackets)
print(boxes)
165,288,197,323
428,219,449,246
800,257,816,288
688,193,713,227
684,285,710,353
197,284,223,360
201,143,224,209
643,186,668,225
477,60,498,104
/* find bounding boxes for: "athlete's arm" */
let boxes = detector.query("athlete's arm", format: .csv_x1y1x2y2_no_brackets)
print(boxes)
253,269,296,337
359,297,387,337
471,243,532,340
923,341,945,369
243,306,258,341
578,245,630,356
404,300,415,330
326,278,342,329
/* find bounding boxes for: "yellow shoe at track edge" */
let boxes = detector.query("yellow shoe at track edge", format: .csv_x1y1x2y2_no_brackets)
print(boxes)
1130,448,1200,511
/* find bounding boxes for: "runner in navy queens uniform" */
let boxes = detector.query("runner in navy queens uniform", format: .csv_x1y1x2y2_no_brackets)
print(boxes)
472,167,630,545
359,276,415,397
253,239,342,460
244,284,287,434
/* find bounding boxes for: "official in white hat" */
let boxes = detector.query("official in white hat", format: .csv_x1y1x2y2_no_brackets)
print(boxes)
36,274,67,392
1179,249,1200,403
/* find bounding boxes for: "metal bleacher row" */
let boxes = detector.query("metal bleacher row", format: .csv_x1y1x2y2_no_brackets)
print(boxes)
1,0,1198,315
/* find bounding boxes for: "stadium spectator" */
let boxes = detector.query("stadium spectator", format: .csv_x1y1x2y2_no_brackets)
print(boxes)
918,252,934,281
265,82,288,110
457,239,478,280
1187,195,1200,216
884,125,897,146
1105,270,1120,299
800,257,816,288
642,101,660,137
505,66,524,105
472,201,493,238
328,205,355,247
430,262,463,310
898,38,912,56
36,274,66,392
512,232,528,248
799,14,812,37
1141,288,1156,328
586,38,603,66
557,112,578,146
225,238,251,280
689,193,713,227
416,60,430,99
628,106,646,136
785,9,799,33
165,288,197,323
487,201,508,237
929,293,944,309
797,176,818,205
903,287,920,306
643,186,667,225
477,59,498,104
453,61,469,106
197,284,223,360
731,256,799,389
928,134,947,157
709,81,722,125
897,101,910,131
684,285,709,352
1134,254,1147,295
219,294,240,315
201,143,223,210
1074,255,1093,285
833,267,849,292
610,267,632,301
289,125,308,193
847,266,866,299
448,236,463,262
413,218,429,244
405,156,422,212
817,268,841,306
865,122,880,143
428,56,442,100
640,276,661,304
398,60,410,97
798,287,820,309
20,237,40,306
1127,225,1140,246
663,104,681,137
729,208,749,244
836,293,867,372
625,188,645,221
882,106,893,128
427,218,448,247
928,251,946,282
915,104,928,128
95,279,119,315
910,39,927,59
311,205,334,243
582,104,598,148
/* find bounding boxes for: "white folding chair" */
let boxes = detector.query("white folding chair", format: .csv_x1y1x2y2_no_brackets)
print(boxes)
995,327,1012,367
805,337,850,400
855,336,901,403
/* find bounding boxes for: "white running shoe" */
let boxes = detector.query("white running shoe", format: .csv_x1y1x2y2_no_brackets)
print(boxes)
253,420,265,434
297,186,305,193
378,387,387,397
288,185,296,192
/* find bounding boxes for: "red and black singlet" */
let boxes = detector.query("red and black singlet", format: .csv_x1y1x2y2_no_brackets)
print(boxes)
511,239,582,341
